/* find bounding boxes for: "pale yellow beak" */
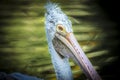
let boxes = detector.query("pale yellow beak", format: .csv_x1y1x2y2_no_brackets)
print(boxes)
55,32,102,80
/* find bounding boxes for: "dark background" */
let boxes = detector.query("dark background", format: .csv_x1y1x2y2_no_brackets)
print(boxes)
96,0,120,80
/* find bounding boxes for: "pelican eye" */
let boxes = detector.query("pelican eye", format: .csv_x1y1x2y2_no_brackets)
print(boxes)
56,24,67,36
57,24,64,32
58,26,63,31
57,24,65,32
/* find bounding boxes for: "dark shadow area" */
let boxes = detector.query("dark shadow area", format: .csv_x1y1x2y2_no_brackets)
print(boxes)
95,0,120,80
78,0,120,80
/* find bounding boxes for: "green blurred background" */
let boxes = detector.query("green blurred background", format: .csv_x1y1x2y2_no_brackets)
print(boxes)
0,0,119,80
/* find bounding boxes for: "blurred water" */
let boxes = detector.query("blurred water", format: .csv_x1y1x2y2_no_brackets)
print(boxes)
0,0,119,80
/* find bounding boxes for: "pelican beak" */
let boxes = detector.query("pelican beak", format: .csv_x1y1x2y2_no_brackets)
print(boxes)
55,32,101,80
55,32,88,67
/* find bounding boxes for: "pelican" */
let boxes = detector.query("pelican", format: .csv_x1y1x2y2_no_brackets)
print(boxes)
45,1,102,80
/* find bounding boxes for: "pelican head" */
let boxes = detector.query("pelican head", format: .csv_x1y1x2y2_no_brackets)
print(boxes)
45,2,101,80
45,2,72,40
